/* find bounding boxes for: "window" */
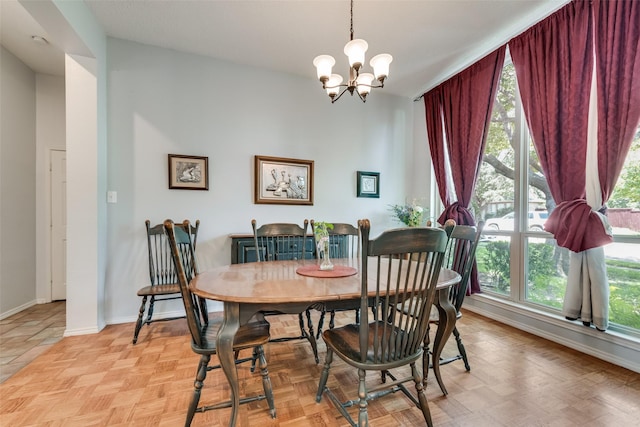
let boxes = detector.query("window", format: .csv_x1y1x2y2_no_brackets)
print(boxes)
473,58,640,334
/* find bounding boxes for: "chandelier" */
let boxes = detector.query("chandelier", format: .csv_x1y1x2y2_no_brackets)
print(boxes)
313,0,392,103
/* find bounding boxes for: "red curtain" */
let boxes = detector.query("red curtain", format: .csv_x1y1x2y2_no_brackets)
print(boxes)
424,47,505,228
424,46,505,294
594,0,640,204
509,0,609,253
439,47,505,227
424,88,451,208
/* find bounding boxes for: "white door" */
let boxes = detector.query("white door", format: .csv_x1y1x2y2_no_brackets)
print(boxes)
51,150,67,301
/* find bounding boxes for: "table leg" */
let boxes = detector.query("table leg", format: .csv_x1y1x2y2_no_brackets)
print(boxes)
219,302,241,426
431,288,456,396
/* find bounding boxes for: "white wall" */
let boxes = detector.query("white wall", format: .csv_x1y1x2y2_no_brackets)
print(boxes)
0,47,37,317
35,74,66,304
65,54,103,334
104,38,419,324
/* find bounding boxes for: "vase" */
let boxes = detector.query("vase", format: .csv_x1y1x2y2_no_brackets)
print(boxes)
319,239,334,271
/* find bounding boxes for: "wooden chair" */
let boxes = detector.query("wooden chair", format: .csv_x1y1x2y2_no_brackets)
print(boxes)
426,220,484,394
164,219,276,426
133,219,203,344
316,219,448,427
309,220,360,337
251,219,320,363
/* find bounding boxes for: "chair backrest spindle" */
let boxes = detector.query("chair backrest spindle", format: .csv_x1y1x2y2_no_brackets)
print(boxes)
251,219,309,262
164,219,205,348
358,220,448,365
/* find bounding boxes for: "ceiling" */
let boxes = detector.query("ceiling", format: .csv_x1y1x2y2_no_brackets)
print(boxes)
1,0,568,99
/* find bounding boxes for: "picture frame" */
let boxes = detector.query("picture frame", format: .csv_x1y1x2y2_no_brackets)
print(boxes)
357,171,380,198
168,154,209,190
254,155,314,205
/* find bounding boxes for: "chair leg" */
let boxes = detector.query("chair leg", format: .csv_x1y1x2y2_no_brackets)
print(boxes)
198,297,209,326
255,345,276,418
146,296,156,324
316,348,333,402
453,326,470,371
250,347,258,373
185,354,210,427
300,312,319,364
357,368,369,427
412,361,433,427
316,310,326,339
423,325,431,382
133,296,148,344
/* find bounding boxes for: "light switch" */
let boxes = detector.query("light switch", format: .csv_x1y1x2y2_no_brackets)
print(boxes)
107,191,117,203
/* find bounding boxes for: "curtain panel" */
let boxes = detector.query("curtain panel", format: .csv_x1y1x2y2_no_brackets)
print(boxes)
439,47,506,227
510,0,640,330
424,88,451,208
509,0,605,253
593,0,640,204
424,47,506,228
424,46,505,294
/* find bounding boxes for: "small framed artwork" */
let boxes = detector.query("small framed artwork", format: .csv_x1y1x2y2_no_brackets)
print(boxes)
357,171,380,198
168,154,209,190
254,155,314,205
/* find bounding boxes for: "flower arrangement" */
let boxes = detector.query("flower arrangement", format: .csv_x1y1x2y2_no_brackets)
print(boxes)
389,201,426,227
313,221,334,270
313,221,334,240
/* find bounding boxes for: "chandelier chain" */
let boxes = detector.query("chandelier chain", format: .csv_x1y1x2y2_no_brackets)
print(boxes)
350,0,354,41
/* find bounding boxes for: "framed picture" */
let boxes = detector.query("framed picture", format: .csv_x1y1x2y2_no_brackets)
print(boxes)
357,171,380,198
168,154,209,190
254,155,314,205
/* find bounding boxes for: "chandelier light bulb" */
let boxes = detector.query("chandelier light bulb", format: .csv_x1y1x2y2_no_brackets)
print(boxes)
356,73,374,96
313,55,336,82
344,39,368,70
326,74,344,97
370,54,393,81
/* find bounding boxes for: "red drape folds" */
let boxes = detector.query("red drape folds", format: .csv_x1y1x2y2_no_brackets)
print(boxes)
424,46,505,294
594,0,640,204
424,88,451,208
510,0,608,252
439,47,505,227
424,47,506,228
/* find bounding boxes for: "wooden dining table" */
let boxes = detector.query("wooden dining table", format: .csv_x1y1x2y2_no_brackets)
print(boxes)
190,257,461,426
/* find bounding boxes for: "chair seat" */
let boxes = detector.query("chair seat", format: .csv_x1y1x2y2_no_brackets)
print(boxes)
137,283,181,296
194,319,271,354
323,322,414,365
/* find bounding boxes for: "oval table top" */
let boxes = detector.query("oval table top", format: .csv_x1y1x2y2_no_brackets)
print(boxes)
190,258,461,304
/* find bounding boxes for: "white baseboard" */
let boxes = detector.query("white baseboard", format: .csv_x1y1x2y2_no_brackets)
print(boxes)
63,326,102,336
0,300,38,320
106,309,187,326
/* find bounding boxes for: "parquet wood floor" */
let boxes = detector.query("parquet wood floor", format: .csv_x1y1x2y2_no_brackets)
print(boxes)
1,307,639,426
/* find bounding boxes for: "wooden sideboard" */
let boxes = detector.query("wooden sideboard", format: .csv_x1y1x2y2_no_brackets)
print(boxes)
229,233,316,264
229,234,349,264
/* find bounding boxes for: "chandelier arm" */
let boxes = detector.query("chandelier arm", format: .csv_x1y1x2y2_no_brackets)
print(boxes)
322,82,349,90
356,82,385,90
331,87,351,104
